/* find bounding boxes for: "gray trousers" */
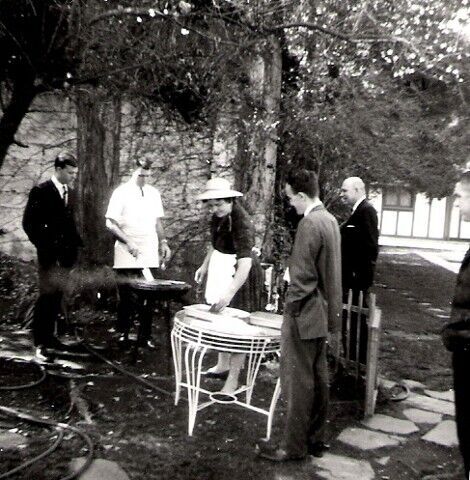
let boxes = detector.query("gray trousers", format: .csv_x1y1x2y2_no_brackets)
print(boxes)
280,315,329,457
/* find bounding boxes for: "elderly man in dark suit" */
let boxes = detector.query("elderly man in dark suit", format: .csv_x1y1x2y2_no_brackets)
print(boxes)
442,171,470,479
23,152,83,361
257,169,342,462
340,176,379,362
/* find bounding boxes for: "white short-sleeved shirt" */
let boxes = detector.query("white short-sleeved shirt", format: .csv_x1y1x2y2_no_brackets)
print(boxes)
105,180,165,268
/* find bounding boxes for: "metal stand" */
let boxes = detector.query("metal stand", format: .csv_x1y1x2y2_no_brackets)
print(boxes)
171,311,281,438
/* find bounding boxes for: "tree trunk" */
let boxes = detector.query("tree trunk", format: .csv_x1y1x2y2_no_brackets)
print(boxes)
0,76,38,170
76,90,121,266
234,37,282,248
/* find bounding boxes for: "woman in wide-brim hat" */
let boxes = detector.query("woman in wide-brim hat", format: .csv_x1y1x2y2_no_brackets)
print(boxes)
195,178,263,394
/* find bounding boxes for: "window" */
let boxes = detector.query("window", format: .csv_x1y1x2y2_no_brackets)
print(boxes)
383,187,415,210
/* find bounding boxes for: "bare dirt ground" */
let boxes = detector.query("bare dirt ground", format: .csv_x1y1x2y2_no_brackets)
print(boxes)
0,247,463,479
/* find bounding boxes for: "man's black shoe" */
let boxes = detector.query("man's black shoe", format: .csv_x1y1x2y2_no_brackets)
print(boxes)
138,339,159,350
255,441,305,462
118,334,131,350
307,441,330,458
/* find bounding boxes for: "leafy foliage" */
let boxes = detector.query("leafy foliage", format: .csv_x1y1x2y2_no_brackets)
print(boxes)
0,0,469,195
277,0,470,204
0,0,73,89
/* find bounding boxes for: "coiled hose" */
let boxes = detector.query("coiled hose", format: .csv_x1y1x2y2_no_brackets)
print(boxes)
0,405,93,480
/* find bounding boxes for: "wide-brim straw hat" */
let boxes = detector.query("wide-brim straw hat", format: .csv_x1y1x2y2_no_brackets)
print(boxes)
196,178,243,200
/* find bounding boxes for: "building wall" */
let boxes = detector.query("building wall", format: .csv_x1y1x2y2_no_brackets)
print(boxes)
372,189,470,241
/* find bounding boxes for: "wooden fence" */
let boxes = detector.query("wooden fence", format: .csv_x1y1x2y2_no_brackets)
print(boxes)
340,290,382,417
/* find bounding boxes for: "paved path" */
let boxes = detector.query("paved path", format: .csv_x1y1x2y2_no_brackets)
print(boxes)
309,379,460,480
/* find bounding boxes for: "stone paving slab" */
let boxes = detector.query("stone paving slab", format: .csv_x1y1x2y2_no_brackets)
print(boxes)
314,453,375,480
338,427,402,450
422,420,459,448
70,458,130,480
401,379,427,390
404,393,455,416
403,408,443,424
362,414,419,435
0,432,28,450
424,389,454,402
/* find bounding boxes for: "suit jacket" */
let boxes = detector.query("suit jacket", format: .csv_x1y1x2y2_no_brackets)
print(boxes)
441,246,470,352
340,199,379,293
285,205,342,339
23,180,82,268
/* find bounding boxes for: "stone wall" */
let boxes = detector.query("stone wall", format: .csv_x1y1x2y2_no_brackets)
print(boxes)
0,93,77,260
0,93,218,273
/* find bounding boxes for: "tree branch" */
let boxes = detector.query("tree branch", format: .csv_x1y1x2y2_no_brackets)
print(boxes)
87,6,239,46
265,21,422,50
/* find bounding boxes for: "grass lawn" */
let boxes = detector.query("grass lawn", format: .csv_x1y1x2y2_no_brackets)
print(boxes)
374,247,457,390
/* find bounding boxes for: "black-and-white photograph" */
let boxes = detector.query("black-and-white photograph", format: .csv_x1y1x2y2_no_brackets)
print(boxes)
0,1,469,479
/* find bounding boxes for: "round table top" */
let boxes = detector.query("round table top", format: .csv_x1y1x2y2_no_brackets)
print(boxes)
172,310,281,354
126,279,191,294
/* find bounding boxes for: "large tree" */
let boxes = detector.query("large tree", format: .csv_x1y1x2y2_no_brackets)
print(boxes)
1,0,469,266
0,0,73,168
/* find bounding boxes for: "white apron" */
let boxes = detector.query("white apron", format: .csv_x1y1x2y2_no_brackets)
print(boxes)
114,232,160,269
204,249,236,305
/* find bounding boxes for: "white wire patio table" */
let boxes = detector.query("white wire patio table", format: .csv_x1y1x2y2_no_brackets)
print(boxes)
171,310,281,438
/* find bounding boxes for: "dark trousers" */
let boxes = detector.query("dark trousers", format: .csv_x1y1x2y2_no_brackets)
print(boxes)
453,350,470,478
33,265,70,347
116,269,155,342
342,290,369,363
280,315,329,457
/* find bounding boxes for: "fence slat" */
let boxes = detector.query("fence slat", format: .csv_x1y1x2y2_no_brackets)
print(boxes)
340,290,382,417
345,289,353,360
364,294,381,417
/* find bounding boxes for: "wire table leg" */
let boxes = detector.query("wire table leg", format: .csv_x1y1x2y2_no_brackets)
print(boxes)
244,340,268,405
171,329,182,405
266,378,281,440
184,343,208,436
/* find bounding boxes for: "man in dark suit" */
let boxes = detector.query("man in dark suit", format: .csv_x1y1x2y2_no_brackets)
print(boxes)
23,152,83,361
340,176,379,362
441,171,470,479
257,169,342,462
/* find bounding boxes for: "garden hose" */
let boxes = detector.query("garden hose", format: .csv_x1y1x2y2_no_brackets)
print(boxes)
80,339,180,399
0,430,64,479
0,405,94,480
0,357,47,390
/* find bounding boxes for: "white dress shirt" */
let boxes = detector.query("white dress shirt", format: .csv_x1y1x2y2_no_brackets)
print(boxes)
352,195,366,213
51,175,67,202
105,177,165,268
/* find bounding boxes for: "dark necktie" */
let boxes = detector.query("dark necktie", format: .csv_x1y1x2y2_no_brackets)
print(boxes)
140,187,144,197
63,185,68,206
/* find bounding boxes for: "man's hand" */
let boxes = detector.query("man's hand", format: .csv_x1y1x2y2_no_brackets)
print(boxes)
194,265,207,284
160,241,171,265
127,242,140,258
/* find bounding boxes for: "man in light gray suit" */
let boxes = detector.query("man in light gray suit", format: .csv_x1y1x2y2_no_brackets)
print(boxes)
257,169,342,461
